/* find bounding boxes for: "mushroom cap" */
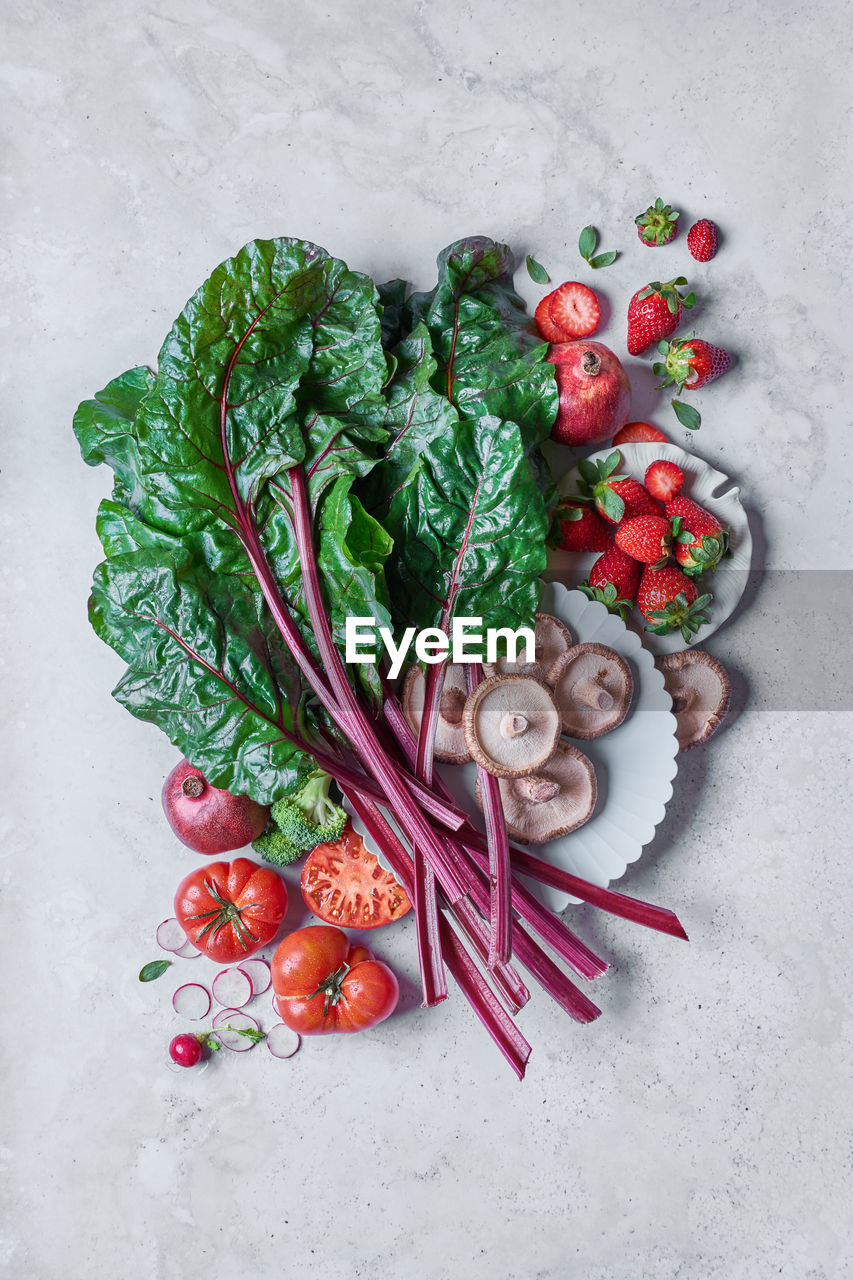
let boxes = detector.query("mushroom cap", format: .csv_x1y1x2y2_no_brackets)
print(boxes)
475,740,597,843
655,649,731,751
401,663,472,764
482,612,574,685
462,673,562,778
550,643,634,740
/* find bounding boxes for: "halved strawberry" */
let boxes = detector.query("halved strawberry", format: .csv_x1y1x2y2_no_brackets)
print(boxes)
579,546,641,618
644,460,684,502
548,281,601,338
637,565,713,641
612,421,668,445
534,293,566,344
550,500,613,553
576,451,663,524
615,515,672,565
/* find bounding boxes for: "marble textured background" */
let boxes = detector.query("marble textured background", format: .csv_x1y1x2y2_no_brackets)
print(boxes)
2,1,851,1277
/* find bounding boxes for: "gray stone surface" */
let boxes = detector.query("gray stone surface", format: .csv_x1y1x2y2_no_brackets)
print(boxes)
2,2,851,1277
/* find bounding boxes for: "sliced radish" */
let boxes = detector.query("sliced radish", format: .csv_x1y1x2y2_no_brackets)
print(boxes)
266,1023,301,1059
211,967,253,1010
271,992,283,1018
172,983,211,1021
212,1008,259,1052
174,939,201,959
239,958,271,997
156,918,188,952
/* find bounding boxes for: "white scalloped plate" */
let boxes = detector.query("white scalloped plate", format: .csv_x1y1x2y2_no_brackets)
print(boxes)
545,441,752,655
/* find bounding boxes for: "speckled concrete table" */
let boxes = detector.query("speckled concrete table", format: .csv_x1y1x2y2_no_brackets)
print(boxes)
3,3,851,1277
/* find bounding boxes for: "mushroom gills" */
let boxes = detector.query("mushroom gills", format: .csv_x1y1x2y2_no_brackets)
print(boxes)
655,649,731,751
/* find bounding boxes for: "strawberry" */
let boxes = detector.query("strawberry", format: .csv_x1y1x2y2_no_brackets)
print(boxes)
653,335,731,393
549,282,601,338
635,198,679,247
687,219,719,262
534,293,566,344
576,450,663,524
551,500,613,553
637,565,713,641
666,496,731,574
579,546,641,617
615,515,672,565
626,278,695,356
612,421,668,446
644,459,683,502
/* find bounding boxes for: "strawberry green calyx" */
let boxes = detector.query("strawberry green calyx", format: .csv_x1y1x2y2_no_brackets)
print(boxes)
635,198,680,246
576,450,628,522
645,590,714,641
638,278,696,317
679,529,731,575
578,581,633,620
653,336,700,394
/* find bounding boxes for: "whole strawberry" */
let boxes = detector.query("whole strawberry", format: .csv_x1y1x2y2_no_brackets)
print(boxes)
612,421,668,445
654,335,731,393
637,565,714,640
627,279,696,356
635,198,679,247
615,514,672,565
579,545,641,618
666,496,731,574
551,500,613,553
687,219,719,262
576,450,663,524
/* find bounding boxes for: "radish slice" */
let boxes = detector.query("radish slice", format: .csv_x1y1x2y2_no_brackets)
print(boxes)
239,958,271,996
172,983,211,1021
212,1008,259,1052
266,1023,301,1059
156,918,188,952
174,939,200,959
211,967,252,1010
271,992,283,1018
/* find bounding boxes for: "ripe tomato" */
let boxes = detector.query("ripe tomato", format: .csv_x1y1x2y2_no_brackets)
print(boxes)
300,823,411,928
174,857,288,963
270,925,399,1035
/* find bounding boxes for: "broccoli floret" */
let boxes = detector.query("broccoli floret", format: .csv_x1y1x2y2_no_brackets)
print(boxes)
251,823,304,867
258,769,348,860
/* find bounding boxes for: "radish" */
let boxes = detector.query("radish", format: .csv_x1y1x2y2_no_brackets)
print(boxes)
169,1034,203,1068
211,967,252,1010
162,759,269,855
172,984,211,1021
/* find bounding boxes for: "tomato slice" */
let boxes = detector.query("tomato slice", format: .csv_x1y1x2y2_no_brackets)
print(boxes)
300,823,411,929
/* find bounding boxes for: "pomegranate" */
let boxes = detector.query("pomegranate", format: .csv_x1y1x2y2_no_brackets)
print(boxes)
162,758,270,855
547,340,631,447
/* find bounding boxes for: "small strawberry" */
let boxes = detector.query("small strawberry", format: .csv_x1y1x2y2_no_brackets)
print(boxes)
666,496,731,574
626,278,695,356
653,335,731,393
576,450,663,524
550,500,613,553
687,219,719,262
644,459,684,502
579,546,641,618
637,565,713,641
615,514,673,565
635,198,680,247
612,421,668,446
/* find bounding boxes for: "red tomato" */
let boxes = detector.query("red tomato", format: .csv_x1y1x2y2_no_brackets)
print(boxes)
270,925,399,1035
174,857,288,963
300,823,411,929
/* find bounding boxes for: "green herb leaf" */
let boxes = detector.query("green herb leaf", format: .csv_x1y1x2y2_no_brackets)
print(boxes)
139,960,171,982
588,251,617,269
526,254,550,284
225,1024,267,1044
578,226,597,261
672,400,702,430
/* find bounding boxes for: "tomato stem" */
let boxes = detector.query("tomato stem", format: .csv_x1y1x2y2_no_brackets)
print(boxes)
305,961,352,1017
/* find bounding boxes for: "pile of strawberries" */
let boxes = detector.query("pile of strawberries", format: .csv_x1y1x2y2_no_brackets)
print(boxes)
554,451,731,642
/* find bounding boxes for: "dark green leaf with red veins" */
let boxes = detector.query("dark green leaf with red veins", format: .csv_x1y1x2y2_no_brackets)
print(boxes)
672,400,702,430
578,581,633,620
635,198,680,246
526,254,550,284
383,414,549,646
376,278,409,348
139,960,171,982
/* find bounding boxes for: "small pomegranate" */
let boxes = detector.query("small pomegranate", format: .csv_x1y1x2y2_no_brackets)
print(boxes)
162,759,269,855
547,340,631,447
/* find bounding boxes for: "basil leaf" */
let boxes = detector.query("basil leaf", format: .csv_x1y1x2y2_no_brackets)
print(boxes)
526,254,549,284
672,400,702,430
578,226,597,261
139,960,171,982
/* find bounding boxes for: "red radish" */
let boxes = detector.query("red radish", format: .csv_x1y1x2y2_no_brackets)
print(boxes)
615,515,673,564
169,1033,203,1068
172,984,211,1021
613,421,668,445
644,460,684,502
162,759,269,855
547,341,631,447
